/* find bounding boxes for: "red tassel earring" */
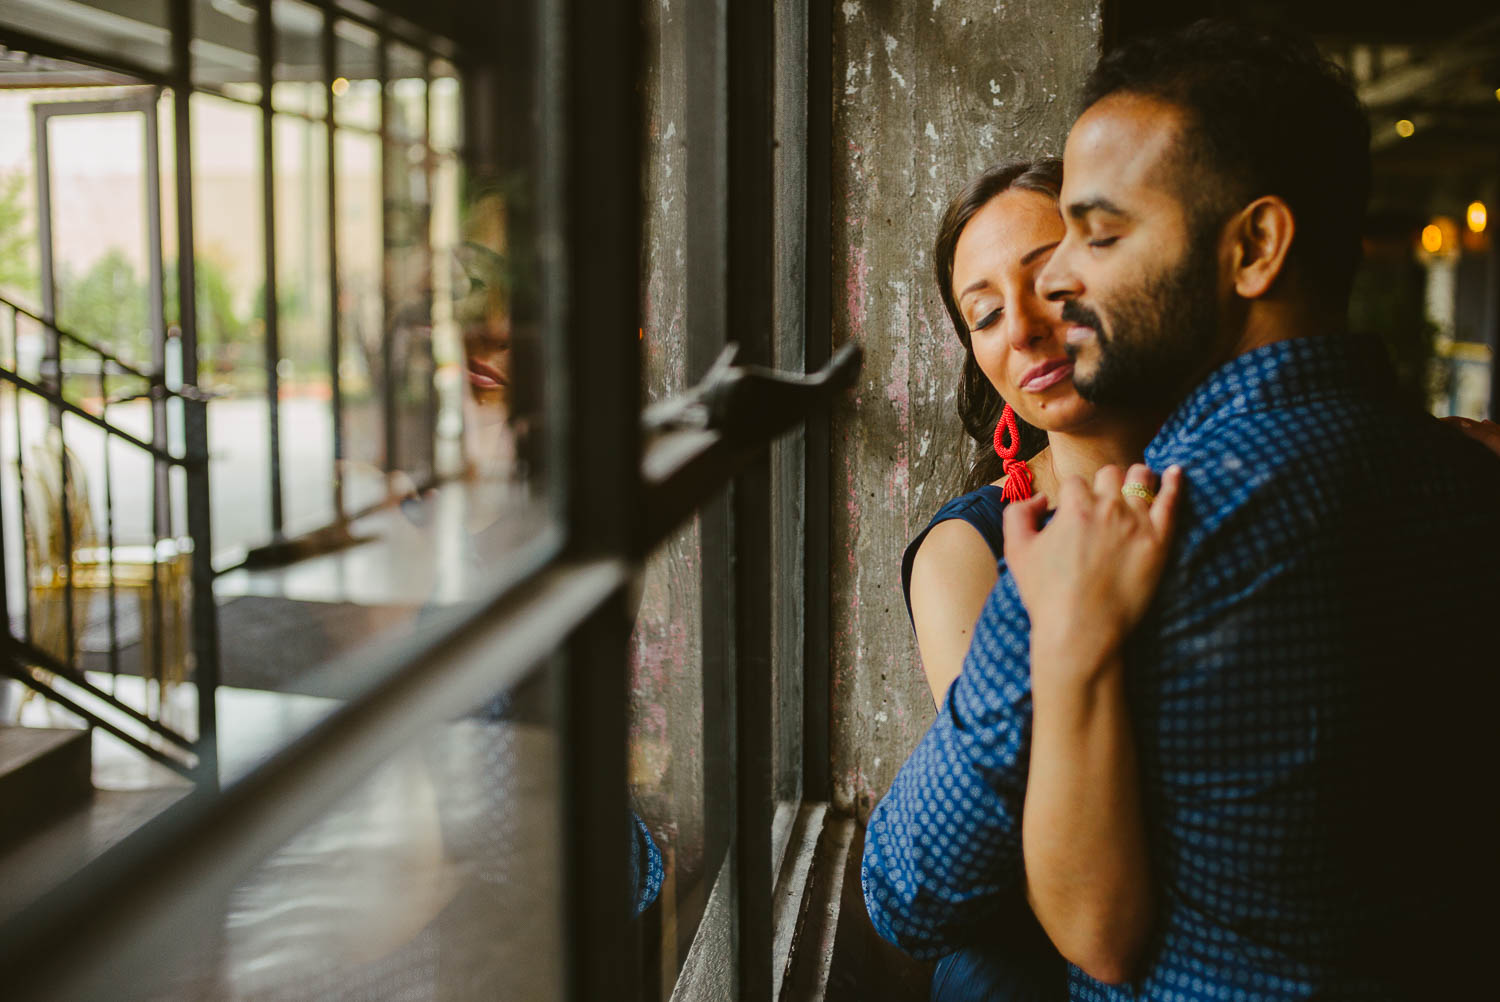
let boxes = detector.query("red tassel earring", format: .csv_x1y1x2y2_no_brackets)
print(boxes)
993,403,1034,502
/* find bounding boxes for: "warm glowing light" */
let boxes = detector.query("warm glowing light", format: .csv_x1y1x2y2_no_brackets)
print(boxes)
1468,201,1488,234
1495,87,1500,102
331,77,350,97
1421,224,1443,254
1395,119,1415,138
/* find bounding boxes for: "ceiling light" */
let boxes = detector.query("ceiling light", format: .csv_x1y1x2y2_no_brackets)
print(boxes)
1467,201,1487,234
1395,119,1415,138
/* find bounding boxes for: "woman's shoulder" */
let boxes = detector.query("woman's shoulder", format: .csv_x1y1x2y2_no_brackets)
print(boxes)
900,484,1008,620
902,485,1008,577
926,484,1009,543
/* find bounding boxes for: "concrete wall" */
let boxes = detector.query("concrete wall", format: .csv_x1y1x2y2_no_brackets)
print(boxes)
830,0,1102,818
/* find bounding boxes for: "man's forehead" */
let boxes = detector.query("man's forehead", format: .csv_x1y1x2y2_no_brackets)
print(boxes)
1061,93,1187,205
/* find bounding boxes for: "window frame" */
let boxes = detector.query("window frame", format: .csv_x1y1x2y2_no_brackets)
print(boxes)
0,0,845,999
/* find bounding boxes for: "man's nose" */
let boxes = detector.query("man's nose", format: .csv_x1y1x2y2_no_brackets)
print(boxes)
1004,293,1052,350
1036,240,1081,303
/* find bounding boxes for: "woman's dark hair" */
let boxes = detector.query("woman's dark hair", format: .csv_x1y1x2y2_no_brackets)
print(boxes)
934,158,1061,492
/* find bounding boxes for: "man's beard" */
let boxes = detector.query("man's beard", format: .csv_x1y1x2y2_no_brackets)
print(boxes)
1062,228,1221,412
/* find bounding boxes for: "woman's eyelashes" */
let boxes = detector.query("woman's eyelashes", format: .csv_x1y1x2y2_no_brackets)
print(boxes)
1088,235,1120,249
971,307,1002,332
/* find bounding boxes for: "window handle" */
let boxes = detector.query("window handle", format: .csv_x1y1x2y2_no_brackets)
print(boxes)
642,341,862,439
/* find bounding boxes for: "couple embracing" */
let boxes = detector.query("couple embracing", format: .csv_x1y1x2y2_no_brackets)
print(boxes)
865,20,1500,1002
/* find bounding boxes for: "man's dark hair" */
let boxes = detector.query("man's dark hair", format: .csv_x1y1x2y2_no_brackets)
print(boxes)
1083,19,1371,306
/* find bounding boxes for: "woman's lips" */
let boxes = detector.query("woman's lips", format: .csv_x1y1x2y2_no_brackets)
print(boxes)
1018,358,1074,393
467,357,507,389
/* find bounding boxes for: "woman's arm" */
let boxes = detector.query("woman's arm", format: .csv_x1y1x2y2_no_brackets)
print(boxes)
907,519,999,706
1004,463,1181,983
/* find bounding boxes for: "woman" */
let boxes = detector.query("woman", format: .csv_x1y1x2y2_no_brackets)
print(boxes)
904,158,1174,999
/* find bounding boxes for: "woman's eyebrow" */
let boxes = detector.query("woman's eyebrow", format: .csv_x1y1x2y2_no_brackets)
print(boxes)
958,278,990,299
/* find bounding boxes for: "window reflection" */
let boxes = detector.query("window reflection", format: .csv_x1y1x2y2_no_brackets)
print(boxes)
274,114,335,536
190,92,270,555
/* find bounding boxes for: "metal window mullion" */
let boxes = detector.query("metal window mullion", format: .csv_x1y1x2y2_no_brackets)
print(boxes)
97,348,120,681
259,0,285,538
323,10,344,521
170,0,222,790
377,36,395,478
4,307,21,643
726,1,777,997
420,52,437,486
771,0,809,817
9,307,33,645
546,0,645,998
684,5,734,979
800,0,834,804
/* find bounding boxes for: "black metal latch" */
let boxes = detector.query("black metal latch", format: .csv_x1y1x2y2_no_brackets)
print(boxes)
642,342,862,441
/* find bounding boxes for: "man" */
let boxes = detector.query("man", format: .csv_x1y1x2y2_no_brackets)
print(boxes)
863,20,1500,1001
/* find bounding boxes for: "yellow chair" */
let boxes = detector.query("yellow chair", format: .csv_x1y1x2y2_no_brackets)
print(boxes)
19,427,193,723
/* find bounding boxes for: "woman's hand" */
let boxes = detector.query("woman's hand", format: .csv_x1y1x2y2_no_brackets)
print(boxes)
1003,463,1182,671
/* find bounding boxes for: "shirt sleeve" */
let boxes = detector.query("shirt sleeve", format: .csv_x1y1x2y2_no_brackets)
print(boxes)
861,569,1036,957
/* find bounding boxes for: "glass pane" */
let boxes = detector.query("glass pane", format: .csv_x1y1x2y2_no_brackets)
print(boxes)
633,0,708,987
386,41,432,486
0,0,173,75
335,128,385,513
430,59,461,155
152,670,567,1000
274,114,335,536
44,110,155,367
190,92,270,556
431,152,464,480
192,0,261,103
272,0,328,118
333,19,380,132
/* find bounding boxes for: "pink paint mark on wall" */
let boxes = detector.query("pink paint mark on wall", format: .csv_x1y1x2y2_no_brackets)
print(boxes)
845,243,871,342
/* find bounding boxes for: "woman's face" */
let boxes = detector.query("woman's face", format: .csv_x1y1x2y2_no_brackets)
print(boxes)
950,188,1097,435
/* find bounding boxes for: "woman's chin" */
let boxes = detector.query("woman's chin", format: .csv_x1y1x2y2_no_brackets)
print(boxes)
1017,392,1096,434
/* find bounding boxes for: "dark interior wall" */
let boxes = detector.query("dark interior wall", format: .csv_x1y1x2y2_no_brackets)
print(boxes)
828,0,1102,818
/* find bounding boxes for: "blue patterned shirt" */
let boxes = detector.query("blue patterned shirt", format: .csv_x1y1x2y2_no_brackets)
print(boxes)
863,335,1500,1000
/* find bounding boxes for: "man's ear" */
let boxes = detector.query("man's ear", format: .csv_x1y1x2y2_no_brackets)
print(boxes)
1230,195,1295,299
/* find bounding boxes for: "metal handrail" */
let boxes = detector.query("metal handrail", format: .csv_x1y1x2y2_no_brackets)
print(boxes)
1,295,214,780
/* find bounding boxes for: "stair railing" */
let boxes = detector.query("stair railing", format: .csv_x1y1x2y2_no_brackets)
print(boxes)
0,293,214,783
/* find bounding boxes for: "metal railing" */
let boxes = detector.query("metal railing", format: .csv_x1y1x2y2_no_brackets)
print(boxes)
1,293,216,782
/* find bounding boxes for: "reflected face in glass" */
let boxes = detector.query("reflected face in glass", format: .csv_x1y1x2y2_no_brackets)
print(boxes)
455,192,512,413
949,188,1097,435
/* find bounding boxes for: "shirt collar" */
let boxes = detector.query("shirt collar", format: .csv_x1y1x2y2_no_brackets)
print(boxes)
1145,334,1393,466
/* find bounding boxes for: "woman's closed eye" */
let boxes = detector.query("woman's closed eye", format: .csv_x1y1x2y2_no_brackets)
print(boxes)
971,308,1002,332
1088,235,1120,249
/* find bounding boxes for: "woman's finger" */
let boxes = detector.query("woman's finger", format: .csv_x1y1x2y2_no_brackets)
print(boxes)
1150,465,1182,539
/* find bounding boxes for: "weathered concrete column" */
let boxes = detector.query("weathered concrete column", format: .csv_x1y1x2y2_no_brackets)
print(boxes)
830,0,1102,818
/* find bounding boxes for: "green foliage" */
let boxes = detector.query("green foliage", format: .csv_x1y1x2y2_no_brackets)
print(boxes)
56,248,147,356
0,169,37,300
52,251,254,376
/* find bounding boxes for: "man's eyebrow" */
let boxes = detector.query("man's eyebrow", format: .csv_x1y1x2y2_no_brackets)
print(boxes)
1066,197,1127,220
1019,241,1060,266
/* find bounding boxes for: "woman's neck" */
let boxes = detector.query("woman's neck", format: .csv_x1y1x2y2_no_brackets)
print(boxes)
1028,417,1158,501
